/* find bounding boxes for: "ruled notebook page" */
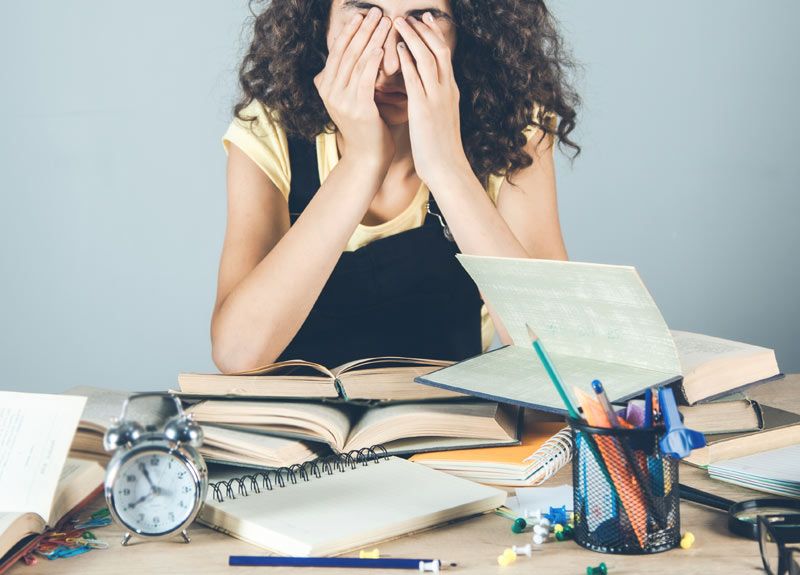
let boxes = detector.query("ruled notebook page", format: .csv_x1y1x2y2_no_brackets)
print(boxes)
198,456,506,557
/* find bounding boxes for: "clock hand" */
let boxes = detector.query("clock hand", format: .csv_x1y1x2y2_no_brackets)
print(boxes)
126,491,154,509
139,461,164,496
139,462,156,490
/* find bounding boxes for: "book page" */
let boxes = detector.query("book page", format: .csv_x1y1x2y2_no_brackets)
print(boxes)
46,458,104,526
456,255,682,375
671,330,775,373
419,345,678,413
0,392,86,520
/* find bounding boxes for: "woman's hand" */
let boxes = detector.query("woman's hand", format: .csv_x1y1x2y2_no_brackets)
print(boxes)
393,13,472,188
314,8,395,170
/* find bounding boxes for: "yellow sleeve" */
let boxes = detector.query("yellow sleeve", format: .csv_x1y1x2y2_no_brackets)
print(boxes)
487,102,558,204
221,99,291,201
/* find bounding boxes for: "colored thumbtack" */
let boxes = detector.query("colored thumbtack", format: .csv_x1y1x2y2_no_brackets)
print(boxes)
497,548,517,567
553,524,564,534
532,532,547,545
680,532,695,549
419,560,441,573
546,505,569,525
511,517,528,533
586,562,608,575
512,544,532,557
359,548,380,559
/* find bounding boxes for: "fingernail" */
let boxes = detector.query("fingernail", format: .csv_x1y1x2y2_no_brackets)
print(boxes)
398,41,406,49
424,12,434,23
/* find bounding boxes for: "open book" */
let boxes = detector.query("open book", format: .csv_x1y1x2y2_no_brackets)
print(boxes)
0,391,102,570
64,386,176,463
177,357,466,402
0,459,104,571
188,400,521,462
414,255,781,412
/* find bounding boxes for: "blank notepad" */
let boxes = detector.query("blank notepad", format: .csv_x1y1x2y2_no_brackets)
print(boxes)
198,456,506,556
708,444,800,498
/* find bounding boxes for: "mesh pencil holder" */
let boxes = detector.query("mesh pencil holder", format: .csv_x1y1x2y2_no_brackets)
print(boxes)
568,418,680,554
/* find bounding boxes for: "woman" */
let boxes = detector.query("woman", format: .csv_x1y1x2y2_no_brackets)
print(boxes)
211,0,580,373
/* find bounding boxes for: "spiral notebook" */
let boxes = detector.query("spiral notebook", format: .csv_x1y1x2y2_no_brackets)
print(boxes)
410,420,573,487
198,450,506,557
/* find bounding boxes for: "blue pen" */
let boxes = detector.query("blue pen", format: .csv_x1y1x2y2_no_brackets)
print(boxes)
590,379,621,428
229,556,447,570
644,388,653,428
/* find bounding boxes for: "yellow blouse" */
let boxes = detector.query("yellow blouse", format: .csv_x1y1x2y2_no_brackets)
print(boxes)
222,99,553,352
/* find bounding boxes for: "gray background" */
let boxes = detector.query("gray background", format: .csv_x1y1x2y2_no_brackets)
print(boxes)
1,1,797,393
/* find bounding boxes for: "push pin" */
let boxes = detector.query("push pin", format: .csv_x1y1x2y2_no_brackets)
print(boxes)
547,505,569,525
586,562,608,575
532,530,547,545
418,560,441,573
524,508,543,522
359,548,380,559
680,532,695,549
553,524,564,535
512,543,532,557
511,517,528,533
497,548,517,567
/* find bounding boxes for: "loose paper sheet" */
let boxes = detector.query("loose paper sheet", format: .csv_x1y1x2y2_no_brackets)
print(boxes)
0,392,86,519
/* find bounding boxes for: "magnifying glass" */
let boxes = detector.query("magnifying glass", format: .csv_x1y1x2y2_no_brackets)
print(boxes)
680,483,800,539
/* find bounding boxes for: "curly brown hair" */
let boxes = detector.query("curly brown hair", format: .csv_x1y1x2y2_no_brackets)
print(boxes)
233,0,581,188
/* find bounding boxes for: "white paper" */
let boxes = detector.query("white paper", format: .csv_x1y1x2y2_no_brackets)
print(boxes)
0,392,86,519
506,485,573,516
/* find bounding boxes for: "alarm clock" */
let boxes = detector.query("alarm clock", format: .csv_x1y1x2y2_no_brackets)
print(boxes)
103,392,208,545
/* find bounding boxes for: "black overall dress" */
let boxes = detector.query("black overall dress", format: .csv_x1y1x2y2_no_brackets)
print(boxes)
275,133,484,367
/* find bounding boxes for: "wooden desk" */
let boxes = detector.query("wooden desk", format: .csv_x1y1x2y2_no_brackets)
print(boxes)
13,375,799,575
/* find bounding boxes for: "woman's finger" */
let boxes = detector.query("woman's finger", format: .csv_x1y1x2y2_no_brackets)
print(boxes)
333,8,384,93
396,41,425,100
356,46,385,103
393,16,439,88
408,13,453,84
318,13,363,94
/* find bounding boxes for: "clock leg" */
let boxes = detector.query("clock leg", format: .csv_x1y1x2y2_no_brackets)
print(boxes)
181,530,191,544
121,532,132,546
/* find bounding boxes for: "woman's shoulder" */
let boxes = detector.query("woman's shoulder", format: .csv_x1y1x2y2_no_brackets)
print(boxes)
222,98,292,201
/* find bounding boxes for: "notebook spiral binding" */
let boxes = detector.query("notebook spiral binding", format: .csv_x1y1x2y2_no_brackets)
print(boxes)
525,427,573,485
208,445,391,503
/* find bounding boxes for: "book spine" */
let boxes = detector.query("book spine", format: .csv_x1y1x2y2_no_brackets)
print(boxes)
208,445,389,503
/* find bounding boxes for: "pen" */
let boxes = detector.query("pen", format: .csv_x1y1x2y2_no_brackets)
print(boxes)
644,388,653,428
229,556,449,571
590,379,625,428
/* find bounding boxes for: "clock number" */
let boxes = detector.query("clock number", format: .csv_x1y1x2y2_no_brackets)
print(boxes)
177,471,186,479
138,513,144,522
126,474,136,482
150,456,159,467
122,488,131,496
168,512,175,522
179,500,187,509
182,486,192,494
153,516,160,525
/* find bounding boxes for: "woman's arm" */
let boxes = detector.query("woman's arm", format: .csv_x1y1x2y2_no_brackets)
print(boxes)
426,128,568,345
210,143,389,373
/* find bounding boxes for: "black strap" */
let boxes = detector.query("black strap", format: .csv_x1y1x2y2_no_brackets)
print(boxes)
286,134,320,225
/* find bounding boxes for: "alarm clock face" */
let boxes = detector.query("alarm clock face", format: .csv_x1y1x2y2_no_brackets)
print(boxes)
110,448,200,536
